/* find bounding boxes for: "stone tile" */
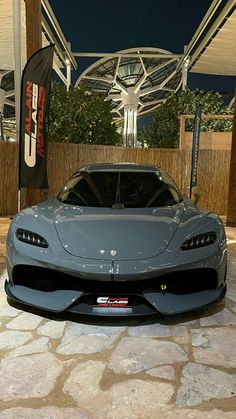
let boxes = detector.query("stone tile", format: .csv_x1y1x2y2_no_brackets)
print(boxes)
64,360,106,404
165,317,199,327
0,353,63,401
6,337,49,358
227,280,236,290
108,338,188,374
192,328,236,368
128,324,189,344
227,295,236,303
106,379,173,419
192,331,208,346
0,305,21,318
227,272,236,283
128,323,171,337
166,409,236,419
176,362,236,407
0,331,32,350
6,312,43,330
199,308,236,326
0,292,8,307
0,268,7,284
170,326,189,345
56,323,125,355
0,407,91,419
0,270,8,307
227,282,236,302
231,305,236,314
179,319,199,326
227,254,236,280
145,365,175,380
37,320,66,339
170,325,189,335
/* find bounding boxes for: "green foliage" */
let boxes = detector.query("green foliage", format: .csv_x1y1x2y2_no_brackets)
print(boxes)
138,88,233,148
49,83,122,145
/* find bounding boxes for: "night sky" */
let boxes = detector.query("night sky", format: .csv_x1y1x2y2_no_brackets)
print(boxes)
49,0,235,96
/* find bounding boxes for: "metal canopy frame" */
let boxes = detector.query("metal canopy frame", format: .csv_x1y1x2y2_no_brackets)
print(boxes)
42,0,77,70
72,1,236,128
0,0,77,139
189,0,236,71
41,0,77,87
177,0,223,70
75,48,183,146
73,52,182,59
2,0,236,141
75,48,183,110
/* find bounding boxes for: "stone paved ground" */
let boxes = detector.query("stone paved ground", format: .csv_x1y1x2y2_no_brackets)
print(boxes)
0,218,236,418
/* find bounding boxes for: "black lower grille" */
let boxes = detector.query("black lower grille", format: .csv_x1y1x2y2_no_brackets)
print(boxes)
13,265,218,295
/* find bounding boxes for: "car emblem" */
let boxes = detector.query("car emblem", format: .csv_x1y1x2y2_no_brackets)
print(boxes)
110,249,117,257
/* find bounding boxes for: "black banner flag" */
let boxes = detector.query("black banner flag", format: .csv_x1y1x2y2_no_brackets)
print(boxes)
19,45,54,188
190,105,202,198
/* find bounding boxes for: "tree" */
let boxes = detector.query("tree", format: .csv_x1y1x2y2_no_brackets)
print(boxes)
138,88,233,148
49,83,121,145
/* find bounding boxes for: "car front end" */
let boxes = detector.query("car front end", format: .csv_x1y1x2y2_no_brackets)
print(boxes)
5,193,227,317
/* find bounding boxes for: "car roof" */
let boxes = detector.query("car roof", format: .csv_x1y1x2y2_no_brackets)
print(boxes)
78,162,161,173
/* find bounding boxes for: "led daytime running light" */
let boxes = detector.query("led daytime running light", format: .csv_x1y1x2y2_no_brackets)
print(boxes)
181,232,217,250
16,229,48,248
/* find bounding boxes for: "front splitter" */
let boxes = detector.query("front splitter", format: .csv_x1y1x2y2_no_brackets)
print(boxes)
5,280,226,317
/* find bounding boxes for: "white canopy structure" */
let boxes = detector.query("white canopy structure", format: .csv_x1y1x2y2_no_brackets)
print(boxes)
1,0,235,143
0,0,77,137
190,1,236,76
76,48,183,146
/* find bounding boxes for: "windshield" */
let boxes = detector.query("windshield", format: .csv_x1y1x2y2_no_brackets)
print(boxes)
58,171,182,208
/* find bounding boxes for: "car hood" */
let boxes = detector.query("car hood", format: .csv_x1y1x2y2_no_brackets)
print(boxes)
53,204,184,260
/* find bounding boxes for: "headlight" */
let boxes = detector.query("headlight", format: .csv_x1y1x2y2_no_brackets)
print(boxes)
181,232,217,250
16,229,48,248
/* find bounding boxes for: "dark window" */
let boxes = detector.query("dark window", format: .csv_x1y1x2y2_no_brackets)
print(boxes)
58,171,182,208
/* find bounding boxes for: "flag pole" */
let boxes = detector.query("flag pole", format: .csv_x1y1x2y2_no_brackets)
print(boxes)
190,105,202,199
25,0,42,206
12,0,21,212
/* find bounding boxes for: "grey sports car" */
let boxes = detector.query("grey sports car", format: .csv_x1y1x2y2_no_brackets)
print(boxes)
5,163,227,316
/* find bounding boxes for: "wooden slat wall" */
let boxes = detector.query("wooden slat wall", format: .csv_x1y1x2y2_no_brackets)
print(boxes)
198,150,230,214
180,149,230,214
0,142,19,215
0,142,230,216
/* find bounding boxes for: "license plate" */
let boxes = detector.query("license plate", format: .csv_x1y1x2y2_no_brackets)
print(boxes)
93,306,132,314
94,296,130,308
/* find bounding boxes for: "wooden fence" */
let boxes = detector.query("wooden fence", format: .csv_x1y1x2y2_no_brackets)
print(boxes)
0,141,230,216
